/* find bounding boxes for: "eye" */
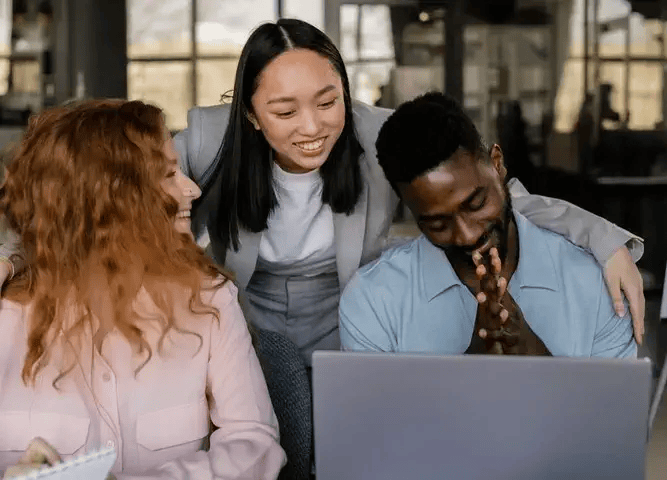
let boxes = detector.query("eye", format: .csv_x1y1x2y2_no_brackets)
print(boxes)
165,168,177,178
419,219,449,233
319,98,337,109
275,110,296,118
468,195,487,211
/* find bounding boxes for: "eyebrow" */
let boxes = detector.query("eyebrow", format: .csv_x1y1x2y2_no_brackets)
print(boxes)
266,85,338,105
417,187,486,223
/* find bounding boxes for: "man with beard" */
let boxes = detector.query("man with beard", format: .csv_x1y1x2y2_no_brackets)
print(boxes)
338,92,636,358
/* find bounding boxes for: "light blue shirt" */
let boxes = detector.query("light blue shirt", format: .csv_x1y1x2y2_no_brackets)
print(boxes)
339,211,637,358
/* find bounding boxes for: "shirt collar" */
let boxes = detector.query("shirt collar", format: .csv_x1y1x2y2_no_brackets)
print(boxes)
419,209,559,301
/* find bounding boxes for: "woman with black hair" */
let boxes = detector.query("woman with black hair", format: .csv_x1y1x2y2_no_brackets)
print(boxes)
0,19,646,367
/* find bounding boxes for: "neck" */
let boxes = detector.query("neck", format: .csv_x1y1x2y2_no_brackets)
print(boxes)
501,214,519,280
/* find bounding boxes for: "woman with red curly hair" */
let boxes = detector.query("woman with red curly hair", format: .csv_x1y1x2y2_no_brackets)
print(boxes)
0,100,285,479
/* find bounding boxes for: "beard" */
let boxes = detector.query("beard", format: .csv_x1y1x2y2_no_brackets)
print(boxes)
442,185,514,269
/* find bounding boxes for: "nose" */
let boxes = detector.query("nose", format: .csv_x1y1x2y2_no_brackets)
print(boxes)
182,174,201,200
451,215,482,247
297,107,322,137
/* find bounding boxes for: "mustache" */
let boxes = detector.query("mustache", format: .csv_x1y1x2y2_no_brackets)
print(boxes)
444,222,503,257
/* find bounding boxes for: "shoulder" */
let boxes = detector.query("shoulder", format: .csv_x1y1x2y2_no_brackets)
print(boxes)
527,219,606,294
539,225,602,270
176,104,232,184
351,100,393,129
351,101,393,147
200,275,239,310
343,237,419,300
187,103,231,127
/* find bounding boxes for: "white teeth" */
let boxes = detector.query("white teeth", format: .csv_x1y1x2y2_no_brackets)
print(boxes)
176,211,190,219
295,138,325,151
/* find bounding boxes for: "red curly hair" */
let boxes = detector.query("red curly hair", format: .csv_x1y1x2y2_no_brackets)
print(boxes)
0,99,231,387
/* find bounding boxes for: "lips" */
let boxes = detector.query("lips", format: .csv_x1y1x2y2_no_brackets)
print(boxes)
294,137,326,155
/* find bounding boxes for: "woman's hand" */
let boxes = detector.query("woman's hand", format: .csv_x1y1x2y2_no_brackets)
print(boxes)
603,246,645,345
3,437,61,479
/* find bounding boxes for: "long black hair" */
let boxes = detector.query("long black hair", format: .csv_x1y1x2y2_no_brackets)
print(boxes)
198,18,364,255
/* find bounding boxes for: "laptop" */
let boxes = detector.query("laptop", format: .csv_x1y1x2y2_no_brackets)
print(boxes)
312,352,652,480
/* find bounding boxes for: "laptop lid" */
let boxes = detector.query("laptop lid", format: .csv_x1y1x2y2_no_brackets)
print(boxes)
313,352,651,480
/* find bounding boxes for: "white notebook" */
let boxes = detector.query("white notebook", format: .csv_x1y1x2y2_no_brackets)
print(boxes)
14,446,116,480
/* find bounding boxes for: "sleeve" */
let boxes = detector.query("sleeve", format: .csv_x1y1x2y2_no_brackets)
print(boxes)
508,178,644,265
115,282,286,480
591,279,637,358
339,274,398,352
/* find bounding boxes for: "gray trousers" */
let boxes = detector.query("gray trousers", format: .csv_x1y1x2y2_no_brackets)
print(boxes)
244,269,341,367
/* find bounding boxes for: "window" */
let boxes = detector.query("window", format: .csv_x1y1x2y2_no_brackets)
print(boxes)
127,0,275,131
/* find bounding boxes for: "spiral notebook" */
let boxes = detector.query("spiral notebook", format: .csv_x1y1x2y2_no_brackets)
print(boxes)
15,446,116,480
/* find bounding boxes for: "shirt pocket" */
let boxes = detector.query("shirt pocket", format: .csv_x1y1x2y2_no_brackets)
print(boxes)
0,411,90,455
136,398,209,451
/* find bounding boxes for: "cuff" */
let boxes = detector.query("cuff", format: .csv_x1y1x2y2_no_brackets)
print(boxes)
592,229,644,266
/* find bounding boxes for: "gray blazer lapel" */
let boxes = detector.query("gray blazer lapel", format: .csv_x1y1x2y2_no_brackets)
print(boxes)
334,184,369,289
223,228,261,290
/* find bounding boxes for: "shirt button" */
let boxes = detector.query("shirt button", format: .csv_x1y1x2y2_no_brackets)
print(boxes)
102,372,111,382
107,440,115,449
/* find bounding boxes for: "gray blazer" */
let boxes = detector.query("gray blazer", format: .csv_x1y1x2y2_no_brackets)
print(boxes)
174,101,396,290
172,101,643,291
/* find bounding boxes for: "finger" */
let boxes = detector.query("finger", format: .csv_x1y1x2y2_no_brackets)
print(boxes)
607,280,625,318
4,462,46,478
472,251,483,266
22,437,61,466
499,309,509,323
478,329,487,339
491,255,501,275
476,264,486,278
497,277,507,296
488,301,503,316
623,282,646,345
476,292,487,304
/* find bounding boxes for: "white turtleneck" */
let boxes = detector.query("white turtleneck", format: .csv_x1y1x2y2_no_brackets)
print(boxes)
257,161,336,275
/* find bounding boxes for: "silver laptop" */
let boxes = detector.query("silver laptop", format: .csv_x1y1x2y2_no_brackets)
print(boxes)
312,352,652,480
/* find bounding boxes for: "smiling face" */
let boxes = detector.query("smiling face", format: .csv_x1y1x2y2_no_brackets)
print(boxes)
249,48,346,173
399,146,510,266
159,135,201,236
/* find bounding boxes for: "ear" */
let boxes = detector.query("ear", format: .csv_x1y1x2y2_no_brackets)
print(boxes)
489,144,507,182
246,112,261,130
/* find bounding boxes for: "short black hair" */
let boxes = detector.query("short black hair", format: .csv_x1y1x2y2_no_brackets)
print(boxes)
375,91,487,191
199,18,364,254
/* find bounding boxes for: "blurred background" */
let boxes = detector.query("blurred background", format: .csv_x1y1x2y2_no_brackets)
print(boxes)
1,0,667,377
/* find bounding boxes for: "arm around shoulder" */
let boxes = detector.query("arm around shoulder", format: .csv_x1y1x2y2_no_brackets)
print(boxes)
508,178,643,265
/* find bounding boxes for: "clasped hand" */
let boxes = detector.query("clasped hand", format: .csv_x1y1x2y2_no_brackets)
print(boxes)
471,248,550,356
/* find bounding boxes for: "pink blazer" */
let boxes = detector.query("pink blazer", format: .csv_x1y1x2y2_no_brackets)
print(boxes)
0,281,286,479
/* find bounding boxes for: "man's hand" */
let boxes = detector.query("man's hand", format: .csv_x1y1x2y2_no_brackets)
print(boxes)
603,246,645,345
3,437,61,479
472,248,550,356
473,249,509,345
